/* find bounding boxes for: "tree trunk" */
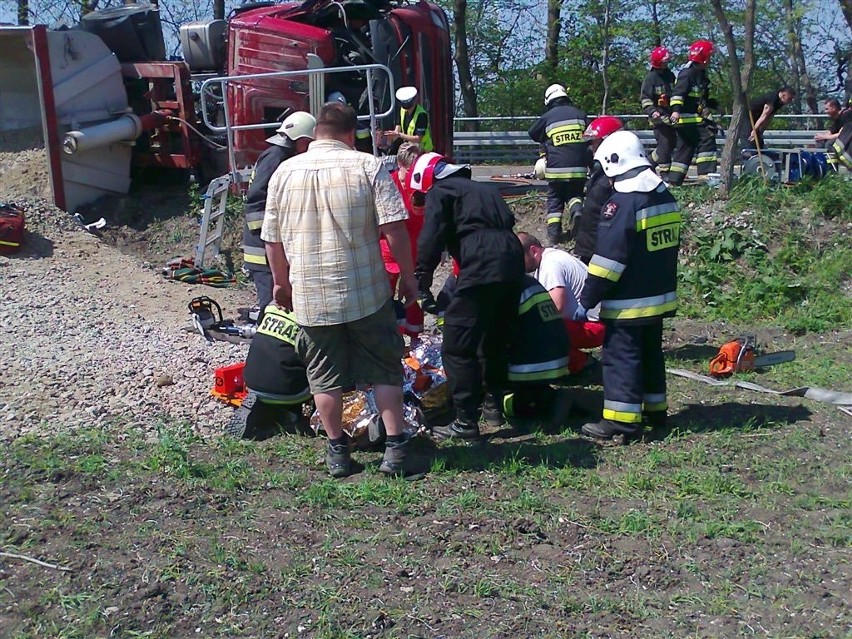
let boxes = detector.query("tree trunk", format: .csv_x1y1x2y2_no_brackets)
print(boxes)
600,0,611,113
545,0,562,72
213,0,225,20
650,0,661,46
452,0,479,131
842,1,852,100
17,0,28,25
710,0,756,197
784,0,818,114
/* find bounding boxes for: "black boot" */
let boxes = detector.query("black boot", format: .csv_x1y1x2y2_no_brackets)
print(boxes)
431,419,481,442
643,412,668,429
481,392,505,427
582,418,641,442
546,222,564,246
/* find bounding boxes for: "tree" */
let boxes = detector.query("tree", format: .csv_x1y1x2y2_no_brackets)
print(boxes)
452,0,479,129
545,0,562,71
710,0,757,196
16,0,28,24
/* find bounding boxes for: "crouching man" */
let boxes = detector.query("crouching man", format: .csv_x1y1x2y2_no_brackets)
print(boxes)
227,304,312,440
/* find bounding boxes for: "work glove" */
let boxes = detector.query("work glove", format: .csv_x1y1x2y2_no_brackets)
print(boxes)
572,304,588,322
418,291,441,315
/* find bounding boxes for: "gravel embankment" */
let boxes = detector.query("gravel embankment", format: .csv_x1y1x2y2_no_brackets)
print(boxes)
0,197,252,442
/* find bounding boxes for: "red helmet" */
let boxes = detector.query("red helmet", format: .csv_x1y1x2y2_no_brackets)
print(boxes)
688,39,715,65
649,46,670,69
583,116,624,141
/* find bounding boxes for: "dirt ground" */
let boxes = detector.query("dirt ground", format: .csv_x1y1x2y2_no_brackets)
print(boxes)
1,165,850,638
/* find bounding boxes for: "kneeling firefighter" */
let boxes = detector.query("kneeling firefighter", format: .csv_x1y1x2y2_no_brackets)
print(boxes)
227,304,312,440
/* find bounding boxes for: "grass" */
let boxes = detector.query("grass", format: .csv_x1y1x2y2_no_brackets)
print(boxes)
676,174,852,332
2,179,851,637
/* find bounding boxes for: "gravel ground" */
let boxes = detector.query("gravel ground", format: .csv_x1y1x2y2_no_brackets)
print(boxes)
0,196,254,442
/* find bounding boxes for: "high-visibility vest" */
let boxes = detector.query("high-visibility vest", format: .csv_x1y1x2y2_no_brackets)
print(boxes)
400,104,433,152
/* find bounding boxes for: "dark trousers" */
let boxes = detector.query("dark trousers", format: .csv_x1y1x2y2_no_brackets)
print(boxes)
442,282,521,423
250,269,273,316
669,124,700,185
546,179,585,225
601,321,667,425
696,122,718,175
651,124,676,178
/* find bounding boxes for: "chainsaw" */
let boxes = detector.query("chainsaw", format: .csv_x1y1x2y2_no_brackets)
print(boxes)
709,335,795,378
188,296,226,339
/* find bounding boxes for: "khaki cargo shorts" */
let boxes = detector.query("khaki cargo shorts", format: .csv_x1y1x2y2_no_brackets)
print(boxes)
296,299,405,394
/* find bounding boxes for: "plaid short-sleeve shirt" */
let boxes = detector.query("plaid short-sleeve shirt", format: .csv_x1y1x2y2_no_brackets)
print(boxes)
261,139,408,326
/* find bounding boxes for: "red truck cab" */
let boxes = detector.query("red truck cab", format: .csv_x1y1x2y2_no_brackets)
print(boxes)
227,0,453,167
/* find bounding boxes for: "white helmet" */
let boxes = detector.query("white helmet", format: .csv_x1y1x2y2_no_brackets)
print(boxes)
544,83,568,105
533,157,546,180
327,91,347,105
266,111,316,147
396,86,418,106
594,130,662,193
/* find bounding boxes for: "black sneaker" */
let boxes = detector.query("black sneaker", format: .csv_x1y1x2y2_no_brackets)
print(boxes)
379,435,410,476
582,418,641,442
326,440,352,478
643,412,668,428
431,420,481,442
481,393,505,427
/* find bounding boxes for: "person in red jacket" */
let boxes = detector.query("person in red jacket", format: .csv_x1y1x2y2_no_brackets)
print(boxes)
380,142,425,338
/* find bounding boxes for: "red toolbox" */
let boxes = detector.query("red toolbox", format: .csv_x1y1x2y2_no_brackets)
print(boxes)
0,203,25,254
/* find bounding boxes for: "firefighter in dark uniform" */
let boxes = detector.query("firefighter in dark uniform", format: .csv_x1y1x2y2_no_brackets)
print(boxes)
242,111,315,314
503,275,570,418
386,86,433,153
411,152,525,441
830,98,852,171
431,273,569,420
668,39,714,186
528,84,589,245
573,131,681,441
227,304,312,440
640,46,677,181
571,116,623,264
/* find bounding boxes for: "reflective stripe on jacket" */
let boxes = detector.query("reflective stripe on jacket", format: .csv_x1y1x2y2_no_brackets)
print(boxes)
580,183,681,324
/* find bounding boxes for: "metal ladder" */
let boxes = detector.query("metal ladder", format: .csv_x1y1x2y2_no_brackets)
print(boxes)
194,174,231,268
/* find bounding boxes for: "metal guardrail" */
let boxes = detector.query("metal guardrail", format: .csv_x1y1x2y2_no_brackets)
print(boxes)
452,127,826,165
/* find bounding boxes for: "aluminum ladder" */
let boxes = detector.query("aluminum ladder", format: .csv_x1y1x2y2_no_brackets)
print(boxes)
194,174,231,268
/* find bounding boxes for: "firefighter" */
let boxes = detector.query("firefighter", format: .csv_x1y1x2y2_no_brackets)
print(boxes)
640,46,677,181
242,111,315,315
227,304,312,440
668,39,714,186
327,90,373,152
528,84,589,245
411,152,525,440
831,99,852,170
571,116,624,265
574,131,681,441
386,86,433,153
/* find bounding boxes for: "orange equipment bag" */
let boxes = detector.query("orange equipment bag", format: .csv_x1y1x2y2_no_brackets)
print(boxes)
708,337,756,378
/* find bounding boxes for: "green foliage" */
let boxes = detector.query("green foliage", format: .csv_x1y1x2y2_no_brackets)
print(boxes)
678,176,851,332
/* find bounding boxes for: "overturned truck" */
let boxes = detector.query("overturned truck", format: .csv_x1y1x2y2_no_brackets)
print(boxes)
0,0,453,212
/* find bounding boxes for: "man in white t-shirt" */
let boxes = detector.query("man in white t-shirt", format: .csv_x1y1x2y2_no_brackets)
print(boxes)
517,232,605,375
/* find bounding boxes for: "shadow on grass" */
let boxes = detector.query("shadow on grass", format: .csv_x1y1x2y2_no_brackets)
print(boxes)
414,435,600,475
664,343,720,361
649,401,814,441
